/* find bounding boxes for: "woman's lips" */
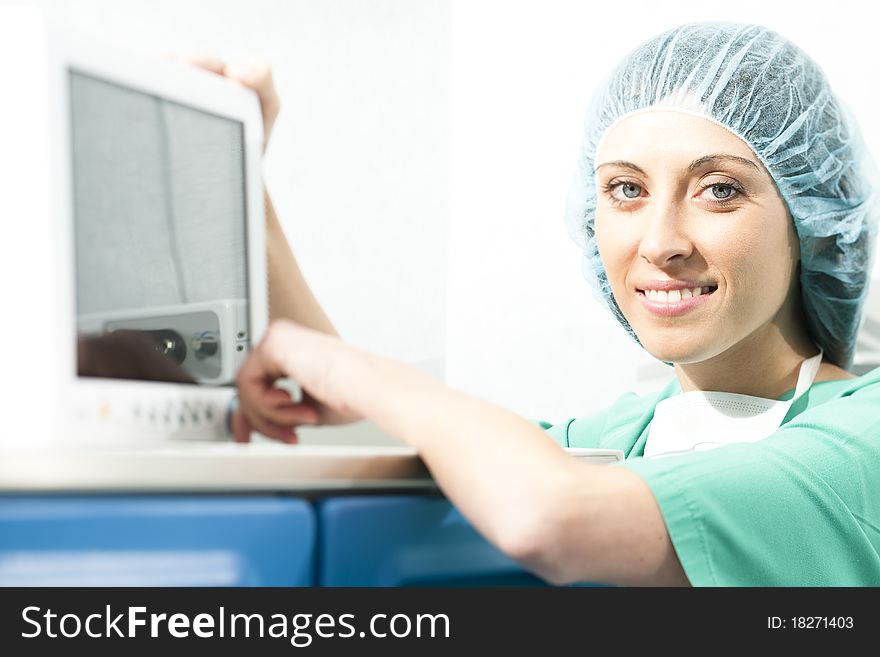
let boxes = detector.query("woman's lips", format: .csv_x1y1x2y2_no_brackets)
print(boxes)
636,287,716,317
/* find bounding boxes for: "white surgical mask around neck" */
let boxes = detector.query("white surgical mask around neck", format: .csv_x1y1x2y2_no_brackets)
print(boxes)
644,350,824,459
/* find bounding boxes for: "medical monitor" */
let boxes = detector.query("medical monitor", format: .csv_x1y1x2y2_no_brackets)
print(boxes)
0,9,267,446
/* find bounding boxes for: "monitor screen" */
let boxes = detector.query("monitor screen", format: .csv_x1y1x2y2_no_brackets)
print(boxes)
70,70,251,386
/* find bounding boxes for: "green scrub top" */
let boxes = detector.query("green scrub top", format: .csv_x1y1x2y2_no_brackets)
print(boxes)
541,366,880,586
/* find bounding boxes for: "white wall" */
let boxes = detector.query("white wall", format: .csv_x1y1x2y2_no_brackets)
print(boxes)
447,0,880,424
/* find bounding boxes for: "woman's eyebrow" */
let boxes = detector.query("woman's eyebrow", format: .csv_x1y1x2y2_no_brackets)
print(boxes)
688,154,759,171
594,154,758,174
594,160,646,174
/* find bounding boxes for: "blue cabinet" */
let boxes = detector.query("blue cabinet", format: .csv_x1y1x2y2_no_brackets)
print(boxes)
0,494,568,586
317,496,546,586
0,496,316,586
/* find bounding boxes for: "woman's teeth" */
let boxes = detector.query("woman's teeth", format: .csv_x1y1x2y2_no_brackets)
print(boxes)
643,287,711,302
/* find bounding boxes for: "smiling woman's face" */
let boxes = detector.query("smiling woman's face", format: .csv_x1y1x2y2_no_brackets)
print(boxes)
594,110,801,365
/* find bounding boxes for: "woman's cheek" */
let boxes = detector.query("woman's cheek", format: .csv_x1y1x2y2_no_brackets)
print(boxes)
595,218,636,284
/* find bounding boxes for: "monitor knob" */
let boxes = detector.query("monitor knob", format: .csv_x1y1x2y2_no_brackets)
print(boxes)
140,328,187,364
191,331,220,359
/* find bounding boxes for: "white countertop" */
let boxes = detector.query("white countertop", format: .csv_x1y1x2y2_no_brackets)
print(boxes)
0,443,435,493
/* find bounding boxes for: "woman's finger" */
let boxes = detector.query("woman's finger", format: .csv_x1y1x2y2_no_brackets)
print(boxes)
232,407,252,443
225,59,277,104
260,386,293,406
165,54,278,148
241,385,318,427
261,401,320,427
177,54,227,75
241,407,299,444
233,403,305,444
236,343,286,400
223,58,280,144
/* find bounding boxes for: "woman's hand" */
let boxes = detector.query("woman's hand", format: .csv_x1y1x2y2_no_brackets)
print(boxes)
233,320,364,443
173,54,280,150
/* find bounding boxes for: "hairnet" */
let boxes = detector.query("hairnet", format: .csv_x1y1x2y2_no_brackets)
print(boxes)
565,22,878,369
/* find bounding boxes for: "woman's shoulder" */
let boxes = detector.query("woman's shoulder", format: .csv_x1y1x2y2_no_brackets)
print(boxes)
798,362,880,398
832,364,880,396
783,364,880,431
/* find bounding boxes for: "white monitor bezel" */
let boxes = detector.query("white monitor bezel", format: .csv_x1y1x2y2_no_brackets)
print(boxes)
47,24,267,443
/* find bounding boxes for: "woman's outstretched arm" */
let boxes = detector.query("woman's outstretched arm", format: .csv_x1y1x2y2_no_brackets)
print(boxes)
235,320,688,587
264,192,337,335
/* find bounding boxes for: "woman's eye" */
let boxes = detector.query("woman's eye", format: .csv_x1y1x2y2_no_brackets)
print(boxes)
698,182,741,203
600,181,645,206
620,183,642,199
710,184,733,199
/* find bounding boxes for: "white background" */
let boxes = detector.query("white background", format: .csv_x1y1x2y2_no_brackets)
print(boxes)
7,0,880,437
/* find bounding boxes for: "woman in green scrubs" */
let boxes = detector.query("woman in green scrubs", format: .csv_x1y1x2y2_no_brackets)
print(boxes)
228,24,880,586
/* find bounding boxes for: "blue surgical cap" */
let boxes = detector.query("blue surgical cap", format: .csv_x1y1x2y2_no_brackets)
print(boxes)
565,22,879,369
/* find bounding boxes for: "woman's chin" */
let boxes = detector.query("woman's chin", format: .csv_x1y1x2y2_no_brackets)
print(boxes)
639,336,714,365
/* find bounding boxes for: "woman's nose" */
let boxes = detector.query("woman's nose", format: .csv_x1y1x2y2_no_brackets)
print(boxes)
636,201,693,267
